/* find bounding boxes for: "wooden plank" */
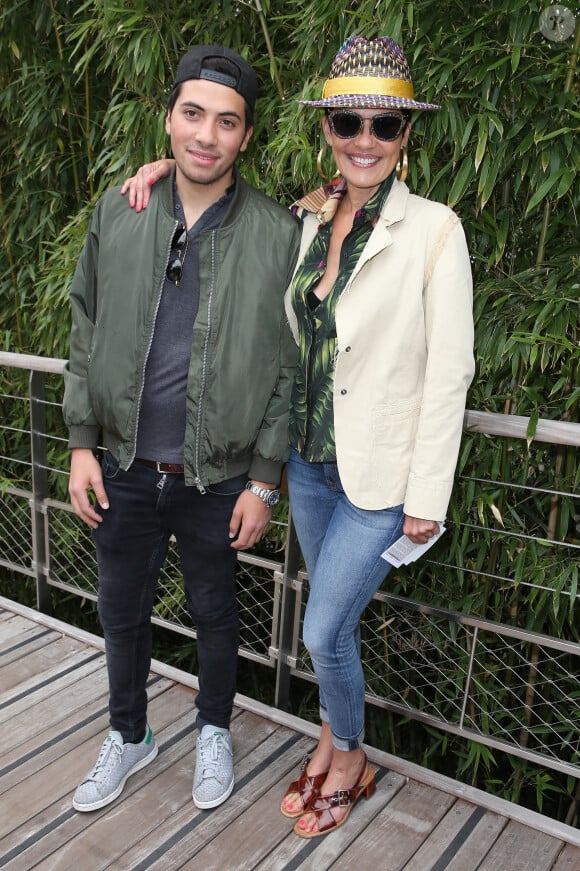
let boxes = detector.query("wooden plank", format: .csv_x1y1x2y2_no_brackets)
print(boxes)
253,767,408,871
1,603,579,870
116,724,313,870
0,676,175,794
0,650,104,720
30,709,280,870
405,800,508,871
0,609,29,623
362,745,580,849
179,763,404,871
0,627,60,666
0,615,43,640
1,663,111,755
0,634,93,693
0,618,51,650
0,687,201,868
5,599,580,850
330,780,456,870
476,820,565,871
551,842,580,869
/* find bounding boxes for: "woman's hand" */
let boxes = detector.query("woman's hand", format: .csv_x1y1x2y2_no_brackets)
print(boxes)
120,158,175,211
403,515,440,545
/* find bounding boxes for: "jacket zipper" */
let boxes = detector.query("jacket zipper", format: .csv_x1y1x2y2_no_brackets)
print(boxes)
193,230,217,494
128,219,179,467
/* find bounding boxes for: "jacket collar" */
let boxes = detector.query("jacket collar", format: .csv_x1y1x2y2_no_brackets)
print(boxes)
379,178,409,225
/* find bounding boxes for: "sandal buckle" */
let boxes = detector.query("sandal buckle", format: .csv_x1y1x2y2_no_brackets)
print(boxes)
336,788,351,807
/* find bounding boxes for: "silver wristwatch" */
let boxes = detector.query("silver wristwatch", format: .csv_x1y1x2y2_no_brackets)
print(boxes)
245,480,280,507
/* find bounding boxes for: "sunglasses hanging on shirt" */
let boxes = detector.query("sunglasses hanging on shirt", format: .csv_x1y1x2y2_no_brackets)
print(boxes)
166,223,188,286
328,111,408,142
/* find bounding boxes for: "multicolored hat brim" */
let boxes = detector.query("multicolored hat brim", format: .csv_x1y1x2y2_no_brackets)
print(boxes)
298,92,440,111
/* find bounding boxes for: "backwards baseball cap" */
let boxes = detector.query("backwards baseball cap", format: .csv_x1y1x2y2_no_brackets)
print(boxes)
172,45,258,113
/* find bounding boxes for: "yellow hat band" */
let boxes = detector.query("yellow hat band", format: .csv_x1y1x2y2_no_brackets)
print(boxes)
322,76,414,99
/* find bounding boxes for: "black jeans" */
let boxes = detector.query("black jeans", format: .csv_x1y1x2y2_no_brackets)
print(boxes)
93,453,244,742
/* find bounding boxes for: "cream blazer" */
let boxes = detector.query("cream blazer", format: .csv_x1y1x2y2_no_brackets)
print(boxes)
284,179,475,520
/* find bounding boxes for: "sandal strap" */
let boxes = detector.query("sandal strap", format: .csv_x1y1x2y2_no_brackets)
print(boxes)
306,754,373,833
283,761,327,810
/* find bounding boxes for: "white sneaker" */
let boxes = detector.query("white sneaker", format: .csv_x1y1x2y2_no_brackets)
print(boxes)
192,725,234,809
73,726,158,812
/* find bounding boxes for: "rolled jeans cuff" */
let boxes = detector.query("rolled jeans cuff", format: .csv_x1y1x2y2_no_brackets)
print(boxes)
320,704,364,752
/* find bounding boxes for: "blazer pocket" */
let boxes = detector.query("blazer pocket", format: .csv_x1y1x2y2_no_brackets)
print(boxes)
372,400,421,447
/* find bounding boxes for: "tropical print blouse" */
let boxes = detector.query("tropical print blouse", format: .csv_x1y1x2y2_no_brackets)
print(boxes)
289,174,394,462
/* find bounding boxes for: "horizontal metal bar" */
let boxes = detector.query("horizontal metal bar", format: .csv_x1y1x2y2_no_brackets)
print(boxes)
3,352,579,445
373,591,580,655
363,695,580,779
0,559,35,577
0,351,66,374
464,409,580,447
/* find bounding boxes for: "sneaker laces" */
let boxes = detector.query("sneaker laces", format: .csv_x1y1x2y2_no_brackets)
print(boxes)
86,736,123,784
198,732,227,782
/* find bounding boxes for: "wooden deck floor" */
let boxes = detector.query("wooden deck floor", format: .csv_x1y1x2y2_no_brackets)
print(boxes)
1,598,579,871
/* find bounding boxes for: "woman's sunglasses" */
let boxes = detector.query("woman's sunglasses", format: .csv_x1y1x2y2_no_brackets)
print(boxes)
166,223,188,286
328,110,408,142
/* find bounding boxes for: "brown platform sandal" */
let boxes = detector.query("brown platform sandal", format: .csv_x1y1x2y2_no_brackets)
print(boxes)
280,755,328,819
293,754,376,838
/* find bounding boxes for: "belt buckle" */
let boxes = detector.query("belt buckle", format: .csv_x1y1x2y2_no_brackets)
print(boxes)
155,461,165,474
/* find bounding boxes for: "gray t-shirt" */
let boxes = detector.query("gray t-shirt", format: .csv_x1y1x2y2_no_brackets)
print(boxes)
135,184,234,464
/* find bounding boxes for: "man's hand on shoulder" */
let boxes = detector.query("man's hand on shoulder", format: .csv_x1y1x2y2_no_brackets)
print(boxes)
69,448,109,529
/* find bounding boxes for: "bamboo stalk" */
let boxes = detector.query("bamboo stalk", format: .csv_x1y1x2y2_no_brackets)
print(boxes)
536,15,579,267
46,0,81,195
250,0,285,100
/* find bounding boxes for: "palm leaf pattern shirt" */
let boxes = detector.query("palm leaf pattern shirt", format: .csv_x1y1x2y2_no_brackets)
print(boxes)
289,174,394,462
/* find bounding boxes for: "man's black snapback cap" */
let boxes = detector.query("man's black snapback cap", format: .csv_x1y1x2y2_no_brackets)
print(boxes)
172,45,258,112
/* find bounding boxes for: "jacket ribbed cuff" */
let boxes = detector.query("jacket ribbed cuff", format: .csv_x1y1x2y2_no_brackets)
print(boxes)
68,425,100,451
248,457,283,488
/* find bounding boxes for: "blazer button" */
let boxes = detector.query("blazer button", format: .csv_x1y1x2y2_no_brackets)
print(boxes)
340,388,347,395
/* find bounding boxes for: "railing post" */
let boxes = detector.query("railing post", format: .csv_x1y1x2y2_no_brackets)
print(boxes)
274,508,301,710
29,370,52,615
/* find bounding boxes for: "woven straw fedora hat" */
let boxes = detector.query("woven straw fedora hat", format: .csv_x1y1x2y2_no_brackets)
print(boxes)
299,35,440,111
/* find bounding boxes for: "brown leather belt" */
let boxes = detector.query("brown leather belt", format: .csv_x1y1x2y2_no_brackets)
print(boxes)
134,458,184,474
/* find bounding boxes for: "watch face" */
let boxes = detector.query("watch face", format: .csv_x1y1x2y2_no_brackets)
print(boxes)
266,492,280,507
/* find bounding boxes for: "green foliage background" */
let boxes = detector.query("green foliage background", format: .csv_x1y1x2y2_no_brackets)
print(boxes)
1,0,578,386
1,0,578,822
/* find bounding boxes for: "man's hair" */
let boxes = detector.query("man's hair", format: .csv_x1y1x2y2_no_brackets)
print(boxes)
168,57,254,129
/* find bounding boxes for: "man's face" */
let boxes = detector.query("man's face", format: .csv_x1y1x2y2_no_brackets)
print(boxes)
166,78,252,190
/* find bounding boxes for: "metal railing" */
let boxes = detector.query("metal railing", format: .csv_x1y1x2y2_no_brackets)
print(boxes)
1,350,579,781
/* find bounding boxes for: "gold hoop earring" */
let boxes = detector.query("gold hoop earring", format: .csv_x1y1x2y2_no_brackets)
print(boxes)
317,146,336,181
396,146,408,183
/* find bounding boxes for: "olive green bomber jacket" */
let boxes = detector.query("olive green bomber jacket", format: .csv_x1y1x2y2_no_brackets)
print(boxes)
63,171,301,489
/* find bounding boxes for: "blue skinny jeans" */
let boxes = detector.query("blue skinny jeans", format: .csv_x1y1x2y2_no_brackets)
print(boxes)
286,448,404,751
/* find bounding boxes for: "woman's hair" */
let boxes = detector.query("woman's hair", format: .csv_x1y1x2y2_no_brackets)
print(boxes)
167,57,254,129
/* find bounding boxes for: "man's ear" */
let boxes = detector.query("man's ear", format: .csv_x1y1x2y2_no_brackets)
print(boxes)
239,126,253,153
165,109,172,137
